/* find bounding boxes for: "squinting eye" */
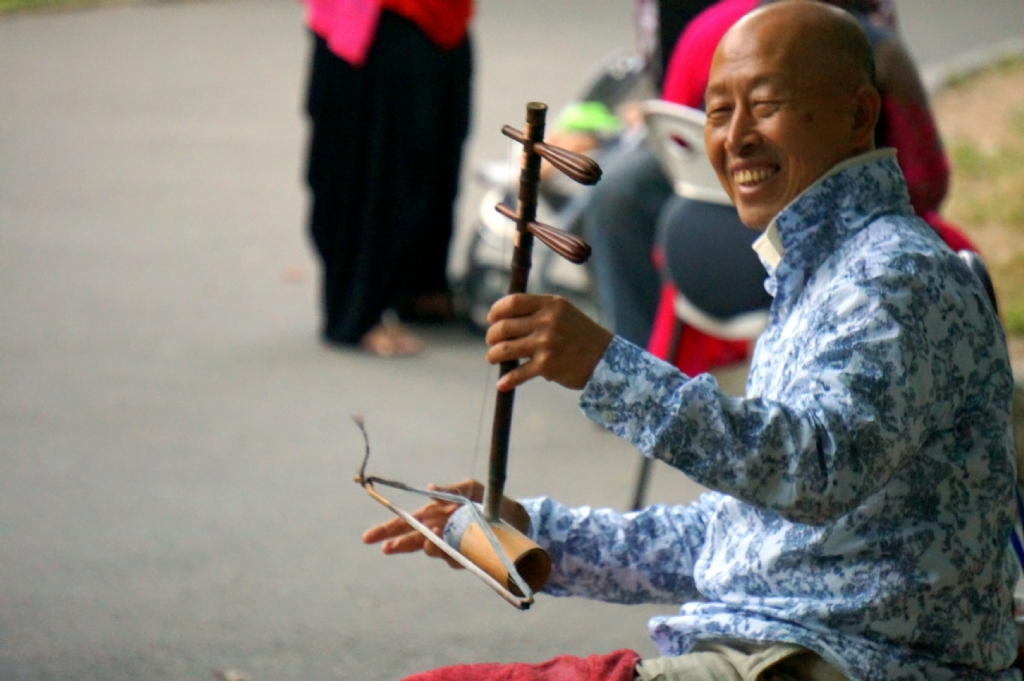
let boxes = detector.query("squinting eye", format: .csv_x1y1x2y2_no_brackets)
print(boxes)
752,101,780,116
706,107,732,124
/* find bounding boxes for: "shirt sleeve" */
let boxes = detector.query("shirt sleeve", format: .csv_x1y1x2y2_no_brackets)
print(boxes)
580,275,942,526
519,495,714,605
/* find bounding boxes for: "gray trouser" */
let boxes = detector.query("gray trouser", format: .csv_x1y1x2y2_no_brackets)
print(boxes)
582,144,770,348
635,642,849,681
582,144,672,347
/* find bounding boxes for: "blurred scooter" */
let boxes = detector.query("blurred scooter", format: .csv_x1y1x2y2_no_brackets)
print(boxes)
456,51,655,332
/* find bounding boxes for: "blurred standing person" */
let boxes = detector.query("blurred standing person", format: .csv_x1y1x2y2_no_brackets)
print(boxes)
302,0,473,355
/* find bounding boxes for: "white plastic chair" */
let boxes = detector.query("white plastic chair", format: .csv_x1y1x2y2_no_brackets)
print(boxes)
640,99,769,342
640,99,732,206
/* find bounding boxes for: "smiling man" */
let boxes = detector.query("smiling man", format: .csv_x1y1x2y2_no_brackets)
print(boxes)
703,3,880,229
364,2,1019,679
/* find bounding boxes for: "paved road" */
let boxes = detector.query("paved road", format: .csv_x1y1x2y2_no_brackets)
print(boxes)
0,1,1021,679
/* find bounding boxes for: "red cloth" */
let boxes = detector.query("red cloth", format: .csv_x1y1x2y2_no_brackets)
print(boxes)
647,282,751,373
880,95,949,216
661,0,758,109
401,649,641,681
381,0,473,50
925,211,979,254
303,0,471,65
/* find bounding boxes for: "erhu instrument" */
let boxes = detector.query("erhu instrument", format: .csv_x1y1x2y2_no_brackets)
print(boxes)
358,102,601,609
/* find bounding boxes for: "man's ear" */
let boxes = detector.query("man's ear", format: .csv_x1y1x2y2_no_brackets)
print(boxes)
851,85,882,150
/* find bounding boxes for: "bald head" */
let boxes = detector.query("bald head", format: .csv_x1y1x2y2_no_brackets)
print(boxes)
746,1,877,89
702,0,882,229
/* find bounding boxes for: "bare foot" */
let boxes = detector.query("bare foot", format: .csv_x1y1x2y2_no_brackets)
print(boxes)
360,321,423,357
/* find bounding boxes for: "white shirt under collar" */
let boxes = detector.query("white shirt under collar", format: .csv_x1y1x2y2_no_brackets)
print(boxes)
750,148,898,269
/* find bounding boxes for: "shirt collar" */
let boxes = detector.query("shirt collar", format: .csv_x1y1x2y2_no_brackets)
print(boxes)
750,148,910,277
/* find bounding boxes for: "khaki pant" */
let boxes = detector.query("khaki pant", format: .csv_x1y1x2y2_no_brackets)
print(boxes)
635,641,849,681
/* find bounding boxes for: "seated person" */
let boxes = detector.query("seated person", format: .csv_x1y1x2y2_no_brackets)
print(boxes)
655,197,772,328
583,0,758,353
365,3,1018,680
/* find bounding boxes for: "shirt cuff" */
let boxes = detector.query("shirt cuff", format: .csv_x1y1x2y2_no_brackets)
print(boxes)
519,497,545,543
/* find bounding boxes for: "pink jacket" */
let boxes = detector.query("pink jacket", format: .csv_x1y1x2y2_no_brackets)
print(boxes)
302,0,381,67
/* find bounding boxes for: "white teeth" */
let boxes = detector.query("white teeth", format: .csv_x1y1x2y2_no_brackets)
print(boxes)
734,168,775,185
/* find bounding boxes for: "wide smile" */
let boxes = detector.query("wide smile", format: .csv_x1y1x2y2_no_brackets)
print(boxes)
732,166,779,188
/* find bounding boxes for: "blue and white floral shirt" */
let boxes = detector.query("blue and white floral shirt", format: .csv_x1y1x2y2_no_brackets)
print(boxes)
520,150,1019,681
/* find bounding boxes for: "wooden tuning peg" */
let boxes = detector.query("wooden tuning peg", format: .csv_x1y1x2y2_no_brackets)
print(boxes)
501,125,602,185
495,203,591,264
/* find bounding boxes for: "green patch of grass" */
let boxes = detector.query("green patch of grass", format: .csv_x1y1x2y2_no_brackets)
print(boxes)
3,0,66,10
943,61,1024,338
0,0,134,13
950,141,988,178
946,55,1024,91
993,54,1024,75
1005,304,1024,336
948,132,1024,228
992,251,1024,335
1012,109,1024,140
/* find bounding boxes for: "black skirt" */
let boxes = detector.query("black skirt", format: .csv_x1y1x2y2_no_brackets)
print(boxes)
304,12,472,344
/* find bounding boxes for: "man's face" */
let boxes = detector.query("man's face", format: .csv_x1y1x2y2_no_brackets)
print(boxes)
704,21,862,230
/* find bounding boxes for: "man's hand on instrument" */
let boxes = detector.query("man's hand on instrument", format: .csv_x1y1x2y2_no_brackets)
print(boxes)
361,479,530,569
486,294,613,392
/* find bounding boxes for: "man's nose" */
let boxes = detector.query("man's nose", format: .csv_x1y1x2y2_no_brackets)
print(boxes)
724,108,756,155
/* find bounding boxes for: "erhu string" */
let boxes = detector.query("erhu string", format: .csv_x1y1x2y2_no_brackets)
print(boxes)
468,133,518,484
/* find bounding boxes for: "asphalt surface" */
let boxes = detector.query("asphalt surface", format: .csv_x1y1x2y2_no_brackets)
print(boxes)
1,1,1022,679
